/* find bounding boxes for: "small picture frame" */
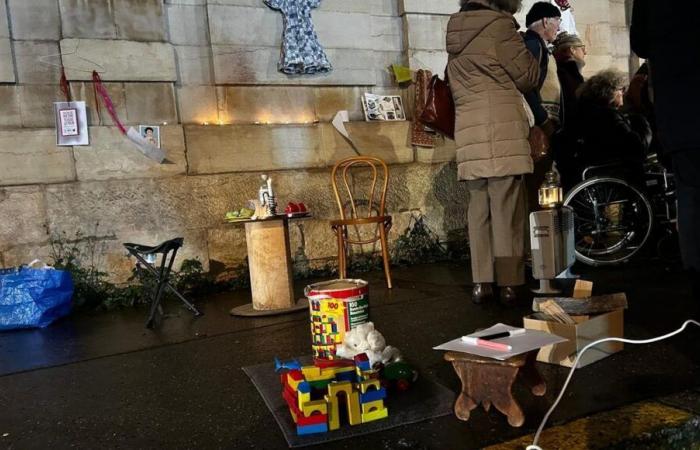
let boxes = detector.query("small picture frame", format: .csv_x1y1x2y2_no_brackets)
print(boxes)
54,101,89,146
361,93,406,122
138,125,161,148
59,108,79,136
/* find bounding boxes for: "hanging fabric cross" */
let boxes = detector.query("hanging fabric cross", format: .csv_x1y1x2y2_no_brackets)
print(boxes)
263,0,332,75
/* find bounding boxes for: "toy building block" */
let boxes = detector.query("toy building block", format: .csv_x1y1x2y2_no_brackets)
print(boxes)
314,358,354,369
346,391,362,425
324,394,340,431
308,379,333,390
286,370,304,390
335,370,356,383
357,379,381,394
353,353,371,371
301,365,323,380
360,387,386,404
297,422,328,435
297,382,311,410
302,399,328,417
361,407,388,423
297,412,327,426
282,389,302,423
356,368,380,382
361,399,385,414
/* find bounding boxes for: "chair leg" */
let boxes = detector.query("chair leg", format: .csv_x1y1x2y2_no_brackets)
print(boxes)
146,258,168,328
379,225,393,289
337,227,347,279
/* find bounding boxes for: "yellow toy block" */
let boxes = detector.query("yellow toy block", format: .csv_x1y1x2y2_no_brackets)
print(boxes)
357,379,381,394
301,365,322,380
361,407,388,423
327,381,353,397
297,390,311,410
334,365,354,374
302,399,328,416
346,391,362,425
361,399,385,414
324,394,340,431
286,374,302,391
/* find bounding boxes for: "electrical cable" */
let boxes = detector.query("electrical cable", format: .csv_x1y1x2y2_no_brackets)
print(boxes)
526,319,700,450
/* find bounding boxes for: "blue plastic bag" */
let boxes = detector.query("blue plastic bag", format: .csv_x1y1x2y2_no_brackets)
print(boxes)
0,266,74,330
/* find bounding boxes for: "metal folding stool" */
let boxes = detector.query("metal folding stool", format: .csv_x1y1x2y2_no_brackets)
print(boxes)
123,237,202,328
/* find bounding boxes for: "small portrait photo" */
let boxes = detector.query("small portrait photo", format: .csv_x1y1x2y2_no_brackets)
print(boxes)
139,125,161,148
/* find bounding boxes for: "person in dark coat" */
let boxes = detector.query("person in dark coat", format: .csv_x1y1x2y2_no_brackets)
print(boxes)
631,0,700,302
557,69,651,191
552,32,586,128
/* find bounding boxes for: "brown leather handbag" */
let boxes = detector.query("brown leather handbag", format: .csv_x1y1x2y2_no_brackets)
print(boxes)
528,125,550,163
419,74,455,139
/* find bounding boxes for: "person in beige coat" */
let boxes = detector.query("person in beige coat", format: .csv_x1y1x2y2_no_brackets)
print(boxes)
447,0,539,304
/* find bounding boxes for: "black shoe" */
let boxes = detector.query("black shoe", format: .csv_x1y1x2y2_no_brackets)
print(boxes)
499,286,518,306
472,283,494,304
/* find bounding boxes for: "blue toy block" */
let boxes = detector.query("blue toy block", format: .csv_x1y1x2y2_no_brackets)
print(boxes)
335,370,356,382
298,381,311,394
297,422,328,435
274,357,302,372
356,361,371,371
360,387,387,403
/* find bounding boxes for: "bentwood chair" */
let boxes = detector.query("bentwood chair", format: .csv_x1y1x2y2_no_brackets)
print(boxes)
330,156,393,289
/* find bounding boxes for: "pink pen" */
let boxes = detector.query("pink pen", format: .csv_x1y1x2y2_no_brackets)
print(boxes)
461,336,512,352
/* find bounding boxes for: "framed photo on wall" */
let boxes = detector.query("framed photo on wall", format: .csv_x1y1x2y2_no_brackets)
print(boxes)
54,101,89,146
361,93,406,122
138,125,161,148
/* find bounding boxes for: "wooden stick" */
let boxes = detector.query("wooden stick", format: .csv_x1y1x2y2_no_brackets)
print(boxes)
533,293,627,315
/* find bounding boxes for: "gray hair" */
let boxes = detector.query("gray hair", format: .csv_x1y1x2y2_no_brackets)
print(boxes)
577,69,629,107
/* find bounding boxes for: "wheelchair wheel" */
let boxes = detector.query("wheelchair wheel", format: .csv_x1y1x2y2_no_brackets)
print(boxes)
563,177,653,266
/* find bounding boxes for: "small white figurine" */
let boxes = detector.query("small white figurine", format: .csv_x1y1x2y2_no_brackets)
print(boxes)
335,322,402,367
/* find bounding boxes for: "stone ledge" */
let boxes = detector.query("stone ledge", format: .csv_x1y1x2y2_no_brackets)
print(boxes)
0,129,76,186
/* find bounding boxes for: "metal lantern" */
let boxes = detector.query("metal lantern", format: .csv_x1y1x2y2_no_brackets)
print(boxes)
538,171,563,209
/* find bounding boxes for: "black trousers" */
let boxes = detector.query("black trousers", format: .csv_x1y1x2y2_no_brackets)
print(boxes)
672,150,700,272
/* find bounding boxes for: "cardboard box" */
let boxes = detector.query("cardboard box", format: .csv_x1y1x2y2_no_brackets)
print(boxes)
523,309,624,367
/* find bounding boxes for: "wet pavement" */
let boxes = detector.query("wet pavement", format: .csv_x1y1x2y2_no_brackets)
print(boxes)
1,259,699,449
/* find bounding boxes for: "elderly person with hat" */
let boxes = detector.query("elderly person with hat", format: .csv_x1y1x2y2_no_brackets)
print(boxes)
552,32,586,127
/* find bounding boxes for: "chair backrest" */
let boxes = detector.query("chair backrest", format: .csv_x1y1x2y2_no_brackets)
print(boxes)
331,156,389,220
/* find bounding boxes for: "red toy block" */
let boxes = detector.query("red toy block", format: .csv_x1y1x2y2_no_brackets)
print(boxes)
297,413,327,426
314,358,355,369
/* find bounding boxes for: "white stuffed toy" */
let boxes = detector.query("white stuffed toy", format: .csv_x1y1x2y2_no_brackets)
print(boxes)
335,322,402,366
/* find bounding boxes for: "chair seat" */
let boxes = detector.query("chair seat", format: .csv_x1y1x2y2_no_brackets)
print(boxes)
123,237,184,255
329,216,392,227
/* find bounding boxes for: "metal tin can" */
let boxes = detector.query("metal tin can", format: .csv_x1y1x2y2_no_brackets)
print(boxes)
305,279,369,360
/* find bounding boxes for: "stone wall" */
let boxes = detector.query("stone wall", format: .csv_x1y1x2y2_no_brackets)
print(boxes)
0,0,632,282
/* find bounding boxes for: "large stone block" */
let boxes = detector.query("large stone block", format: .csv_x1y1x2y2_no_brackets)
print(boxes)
374,50,408,87
0,86,21,128
581,55,614,78
167,0,205,4
206,226,248,271
0,0,8,38
61,39,177,81
18,85,64,128
0,129,76,186
74,126,187,181
372,0,399,17
124,83,178,124
318,0,372,14
217,86,316,124
408,49,447,76
113,0,166,41
211,45,377,85
574,0,611,27
611,26,631,58
315,87,364,122
319,121,414,165
13,41,61,85
166,4,210,46
404,14,449,51
69,82,127,127
0,39,14,83
399,0,456,15
609,0,627,26
371,16,404,52
1,243,53,269
59,0,118,39
177,86,219,124
174,45,214,85
581,23,613,56
0,186,48,250
8,0,61,40
208,4,281,46
313,11,373,50
185,124,323,174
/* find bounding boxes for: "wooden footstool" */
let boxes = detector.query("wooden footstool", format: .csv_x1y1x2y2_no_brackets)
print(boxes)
444,350,546,427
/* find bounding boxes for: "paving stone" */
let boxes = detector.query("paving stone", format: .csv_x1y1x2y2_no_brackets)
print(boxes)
73,126,187,181
174,45,214,85
60,39,177,82
124,83,178,124
166,4,210,46
59,0,118,39
0,129,76,186
217,86,316,124
18,85,65,128
7,0,61,40
0,86,21,128
113,0,166,41
177,86,219,124
13,41,61,85
69,82,127,127
0,186,48,250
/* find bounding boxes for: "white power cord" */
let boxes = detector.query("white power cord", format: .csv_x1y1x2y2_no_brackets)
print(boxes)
526,319,700,450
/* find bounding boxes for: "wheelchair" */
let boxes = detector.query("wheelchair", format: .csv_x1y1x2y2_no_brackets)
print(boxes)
562,153,677,266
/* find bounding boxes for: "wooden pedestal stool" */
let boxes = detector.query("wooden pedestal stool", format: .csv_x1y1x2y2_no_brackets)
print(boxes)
444,350,546,427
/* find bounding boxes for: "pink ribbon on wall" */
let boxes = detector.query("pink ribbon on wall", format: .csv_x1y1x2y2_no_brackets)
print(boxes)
92,70,126,134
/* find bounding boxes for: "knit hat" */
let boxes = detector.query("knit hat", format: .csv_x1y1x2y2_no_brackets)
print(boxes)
553,32,585,51
526,2,562,28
